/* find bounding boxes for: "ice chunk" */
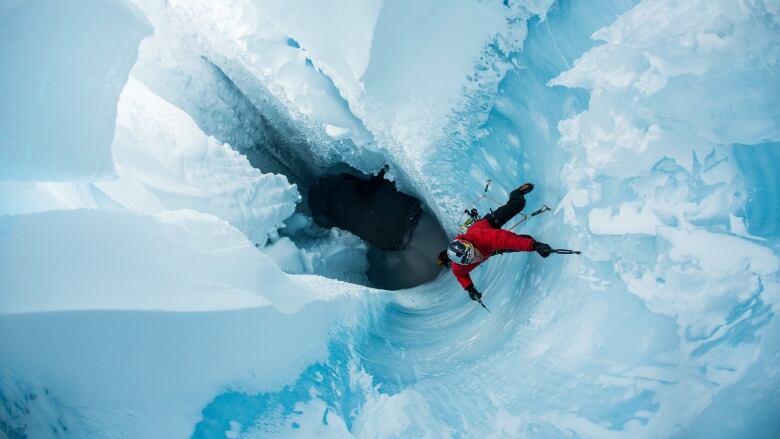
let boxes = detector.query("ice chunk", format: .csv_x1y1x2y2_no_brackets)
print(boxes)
0,289,361,438
143,0,379,166
589,202,664,235
352,389,450,438
552,0,780,147
325,124,350,139
263,236,305,274
0,209,321,314
622,227,779,335
105,78,299,243
0,0,150,181
298,228,369,283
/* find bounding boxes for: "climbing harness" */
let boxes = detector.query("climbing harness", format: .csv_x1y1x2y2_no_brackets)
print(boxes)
459,208,481,234
458,179,494,233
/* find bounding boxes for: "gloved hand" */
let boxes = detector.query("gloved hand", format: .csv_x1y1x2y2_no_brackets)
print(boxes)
467,286,482,301
437,250,451,268
533,241,552,258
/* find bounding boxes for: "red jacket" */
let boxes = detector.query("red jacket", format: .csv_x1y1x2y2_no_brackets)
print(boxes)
451,219,535,290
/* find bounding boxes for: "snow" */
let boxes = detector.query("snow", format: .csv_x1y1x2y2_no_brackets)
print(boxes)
351,389,452,438
552,0,780,145
265,215,371,283
263,236,306,274
2,0,780,438
588,202,664,235
325,124,351,140
106,78,299,243
623,226,778,335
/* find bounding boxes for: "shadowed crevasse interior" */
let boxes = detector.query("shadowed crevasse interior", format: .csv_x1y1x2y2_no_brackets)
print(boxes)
308,171,449,290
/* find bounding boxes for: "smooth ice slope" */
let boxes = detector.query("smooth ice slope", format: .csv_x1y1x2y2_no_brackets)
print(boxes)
0,0,150,181
0,209,319,313
0,297,365,438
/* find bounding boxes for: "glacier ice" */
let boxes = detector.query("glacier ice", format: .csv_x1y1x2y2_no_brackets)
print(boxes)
107,77,299,243
1,0,779,438
0,0,150,181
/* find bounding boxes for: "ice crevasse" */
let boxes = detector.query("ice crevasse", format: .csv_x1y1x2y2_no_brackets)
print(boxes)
1,0,779,438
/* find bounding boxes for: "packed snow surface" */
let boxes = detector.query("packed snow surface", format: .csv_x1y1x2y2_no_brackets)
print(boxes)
1,0,779,438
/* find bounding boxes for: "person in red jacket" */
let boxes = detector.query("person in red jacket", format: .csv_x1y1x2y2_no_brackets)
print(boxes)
437,183,552,301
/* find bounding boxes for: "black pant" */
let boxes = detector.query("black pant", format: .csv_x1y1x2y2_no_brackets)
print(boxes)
484,187,526,229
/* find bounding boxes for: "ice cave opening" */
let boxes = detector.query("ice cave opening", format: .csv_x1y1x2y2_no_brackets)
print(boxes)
307,168,449,290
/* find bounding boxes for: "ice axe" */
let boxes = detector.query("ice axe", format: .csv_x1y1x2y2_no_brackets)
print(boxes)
550,248,581,255
506,204,550,231
475,297,491,313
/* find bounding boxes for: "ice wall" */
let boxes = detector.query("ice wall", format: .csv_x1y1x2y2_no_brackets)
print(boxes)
0,207,367,435
0,1,369,437
381,0,779,436
206,0,778,437
549,7,780,434
0,0,150,180
105,78,299,243
127,0,556,200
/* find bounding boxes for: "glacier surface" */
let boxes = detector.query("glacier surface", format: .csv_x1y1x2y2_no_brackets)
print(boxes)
1,0,779,438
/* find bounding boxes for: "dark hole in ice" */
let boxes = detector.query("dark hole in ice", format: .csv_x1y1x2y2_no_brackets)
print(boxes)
308,170,449,290
309,172,419,250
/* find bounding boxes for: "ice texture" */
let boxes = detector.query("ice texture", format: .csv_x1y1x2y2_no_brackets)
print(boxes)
106,78,299,243
2,0,780,438
0,291,364,438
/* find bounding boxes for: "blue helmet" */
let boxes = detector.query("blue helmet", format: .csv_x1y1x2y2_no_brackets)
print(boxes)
447,239,475,265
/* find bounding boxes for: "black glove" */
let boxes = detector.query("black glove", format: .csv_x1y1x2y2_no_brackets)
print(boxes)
437,250,451,268
467,286,482,301
533,241,552,258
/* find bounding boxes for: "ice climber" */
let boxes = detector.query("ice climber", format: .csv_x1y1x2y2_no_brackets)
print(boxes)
437,183,553,302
